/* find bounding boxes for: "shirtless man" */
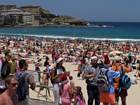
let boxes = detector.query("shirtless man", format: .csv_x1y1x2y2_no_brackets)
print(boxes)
0,75,18,105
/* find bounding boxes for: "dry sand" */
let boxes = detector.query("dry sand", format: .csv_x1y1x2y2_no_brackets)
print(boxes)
28,55,140,105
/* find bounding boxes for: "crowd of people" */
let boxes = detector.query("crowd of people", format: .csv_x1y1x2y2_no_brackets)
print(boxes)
0,36,140,105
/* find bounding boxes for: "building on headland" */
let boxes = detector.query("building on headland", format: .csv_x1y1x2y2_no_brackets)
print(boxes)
20,5,41,14
0,8,37,26
0,15,5,25
20,5,41,26
0,5,16,11
0,5,41,26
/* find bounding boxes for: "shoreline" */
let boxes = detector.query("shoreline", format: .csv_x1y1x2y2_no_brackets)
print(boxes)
0,33,140,42
0,24,89,28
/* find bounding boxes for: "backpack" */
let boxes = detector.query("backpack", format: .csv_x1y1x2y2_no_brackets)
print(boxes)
50,66,65,84
16,72,28,101
1,60,10,79
119,68,131,93
97,69,110,92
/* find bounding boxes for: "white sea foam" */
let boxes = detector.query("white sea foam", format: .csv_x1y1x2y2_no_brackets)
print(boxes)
0,33,140,42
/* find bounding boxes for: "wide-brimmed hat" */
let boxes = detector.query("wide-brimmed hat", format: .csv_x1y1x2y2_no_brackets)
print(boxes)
110,56,122,61
56,57,64,64
91,56,98,61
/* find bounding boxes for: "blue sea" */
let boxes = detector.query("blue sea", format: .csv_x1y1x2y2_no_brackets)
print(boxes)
0,22,140,41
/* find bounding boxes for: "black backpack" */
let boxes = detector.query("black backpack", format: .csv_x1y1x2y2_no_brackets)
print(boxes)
1,60,10,79
16,72,28,101
97,69,110,92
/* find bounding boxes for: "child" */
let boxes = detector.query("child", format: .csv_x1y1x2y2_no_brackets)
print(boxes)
37,66,52,97
35,60,41,82
74,86,86,105
60,74,72,105
69,76,75,99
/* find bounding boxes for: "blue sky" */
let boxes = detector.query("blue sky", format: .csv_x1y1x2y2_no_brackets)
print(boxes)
0,0,140,22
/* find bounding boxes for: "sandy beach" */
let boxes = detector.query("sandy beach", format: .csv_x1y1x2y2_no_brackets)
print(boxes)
28,55,140,105
0,36,140,105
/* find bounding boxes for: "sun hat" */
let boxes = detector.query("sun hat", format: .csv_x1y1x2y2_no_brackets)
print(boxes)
91,56,98,60
56,57,64,64
110,56,122,61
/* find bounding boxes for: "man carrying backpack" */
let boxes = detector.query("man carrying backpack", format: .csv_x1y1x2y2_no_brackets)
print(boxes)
99,67,121,105
16,59,36,105
112,59,132,105
82,56,100,105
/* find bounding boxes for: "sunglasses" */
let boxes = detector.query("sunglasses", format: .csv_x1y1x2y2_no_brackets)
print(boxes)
116,61,121,63
11,83,18,87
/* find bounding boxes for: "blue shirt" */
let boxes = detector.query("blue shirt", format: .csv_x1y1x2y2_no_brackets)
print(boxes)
101,68,121,94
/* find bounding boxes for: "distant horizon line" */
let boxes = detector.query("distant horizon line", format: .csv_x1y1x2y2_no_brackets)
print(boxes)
89,21,140,23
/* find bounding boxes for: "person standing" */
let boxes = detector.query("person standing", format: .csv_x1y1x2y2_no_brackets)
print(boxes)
82,56,100,105
51,57,66,105
99,68,121,105
73,86,86,105
61,79,72,105
16,59,36,105
112,59,132,105
0,75,18,105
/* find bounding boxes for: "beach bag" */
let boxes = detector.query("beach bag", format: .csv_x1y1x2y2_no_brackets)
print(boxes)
16,72,28,101
97,70,110,92
1,60,10,79
50,67,65,84
121,75,131,89
119,74,131,93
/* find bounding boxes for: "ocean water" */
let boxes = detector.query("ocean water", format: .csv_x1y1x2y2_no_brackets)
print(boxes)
0,22,140,41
